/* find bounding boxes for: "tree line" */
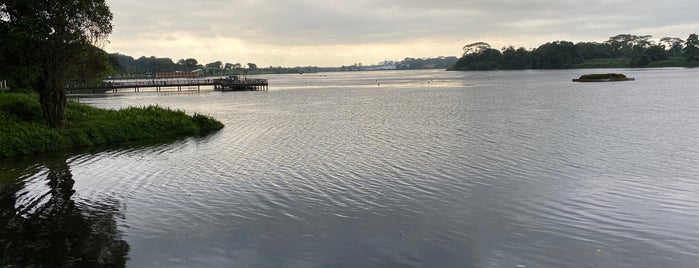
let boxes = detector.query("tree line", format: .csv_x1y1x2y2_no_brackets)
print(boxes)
111,54,460,77
109,54,266,77
449,34,699,71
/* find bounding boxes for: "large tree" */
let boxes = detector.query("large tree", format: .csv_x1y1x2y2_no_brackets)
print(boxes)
0,0,113,129
659,37,684,57
606,34,653,57
684,33,699,64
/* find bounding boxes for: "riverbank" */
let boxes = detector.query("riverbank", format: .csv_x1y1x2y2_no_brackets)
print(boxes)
0,93,223,158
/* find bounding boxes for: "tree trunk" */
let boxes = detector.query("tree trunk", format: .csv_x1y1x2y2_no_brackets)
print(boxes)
38,63,67,129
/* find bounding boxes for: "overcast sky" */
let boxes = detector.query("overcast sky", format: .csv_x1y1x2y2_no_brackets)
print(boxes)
105,0,699,67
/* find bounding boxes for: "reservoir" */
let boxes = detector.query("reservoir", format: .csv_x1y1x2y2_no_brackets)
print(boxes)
2,68,698,267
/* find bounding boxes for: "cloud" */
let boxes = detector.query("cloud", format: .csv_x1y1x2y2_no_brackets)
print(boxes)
105,0,699,66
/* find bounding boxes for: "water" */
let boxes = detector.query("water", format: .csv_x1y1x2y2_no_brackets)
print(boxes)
2,69,699,267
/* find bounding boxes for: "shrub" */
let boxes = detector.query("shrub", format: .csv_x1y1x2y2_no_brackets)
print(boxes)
0,94,224,157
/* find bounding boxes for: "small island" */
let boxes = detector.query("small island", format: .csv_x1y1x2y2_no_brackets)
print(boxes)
572,73,635,82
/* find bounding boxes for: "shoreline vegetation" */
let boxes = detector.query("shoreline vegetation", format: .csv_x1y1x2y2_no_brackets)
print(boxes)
448,34,699,71
0,93,224,158
573,73,635,82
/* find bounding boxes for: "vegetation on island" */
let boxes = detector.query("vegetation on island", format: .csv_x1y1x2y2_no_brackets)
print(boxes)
449,34,699,71
572,73,634,82
577,73,629,80
0,93,223,158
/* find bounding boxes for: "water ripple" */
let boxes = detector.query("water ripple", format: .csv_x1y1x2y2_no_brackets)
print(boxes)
5,69,698,267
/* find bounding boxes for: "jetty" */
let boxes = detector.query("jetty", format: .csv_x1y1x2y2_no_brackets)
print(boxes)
67,76,268,93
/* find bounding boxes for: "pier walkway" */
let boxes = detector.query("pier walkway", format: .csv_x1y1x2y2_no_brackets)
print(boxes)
67,77,268,93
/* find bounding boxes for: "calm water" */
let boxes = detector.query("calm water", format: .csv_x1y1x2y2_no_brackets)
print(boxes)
2,69,699,267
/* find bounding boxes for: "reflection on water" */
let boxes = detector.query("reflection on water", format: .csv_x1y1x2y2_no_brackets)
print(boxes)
0,157,129,266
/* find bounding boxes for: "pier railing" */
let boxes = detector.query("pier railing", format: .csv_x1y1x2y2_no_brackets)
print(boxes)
67,78,268,93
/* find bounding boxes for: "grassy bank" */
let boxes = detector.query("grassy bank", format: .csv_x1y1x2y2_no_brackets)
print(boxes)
0,93,223,157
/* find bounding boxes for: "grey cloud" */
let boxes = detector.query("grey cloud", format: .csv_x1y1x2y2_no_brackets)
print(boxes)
109,0,699,46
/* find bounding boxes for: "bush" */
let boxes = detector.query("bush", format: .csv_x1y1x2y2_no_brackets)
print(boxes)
578,73,628,80
0,93,43,122
0,93,224,157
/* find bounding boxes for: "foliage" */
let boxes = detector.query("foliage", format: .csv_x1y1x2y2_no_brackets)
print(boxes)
531,41,582,69
0,93,223,158
179,58,200,72
684,34,699,63
660,37,684,57
396,57,459,70
577,73,628,80
570,58,629,69
451,33,699,71
111,54,179,75
462,42,493,56
450,43,503,70
108,54,458,77
501,46,532,69
0,0,114,129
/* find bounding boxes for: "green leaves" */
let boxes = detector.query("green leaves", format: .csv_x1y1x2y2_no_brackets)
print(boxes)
1,94,224,157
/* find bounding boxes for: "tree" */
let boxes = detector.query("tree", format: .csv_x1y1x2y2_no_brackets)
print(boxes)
630,45,652,67
660,37,684,57
0,0,113,129
451,46,502,70
575,42,612,60
500,46,532,69
462,42,492,56
185,58,199,71
247,63,258,70
206,61,223,69
606,34,652,57
205,61,223,75
684,33,699,64
532,41,581,69
644,45,668,61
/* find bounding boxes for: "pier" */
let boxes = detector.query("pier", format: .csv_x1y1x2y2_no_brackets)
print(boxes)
67,76,268,93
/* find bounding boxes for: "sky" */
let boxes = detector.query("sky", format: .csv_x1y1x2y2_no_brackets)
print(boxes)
105,0,699,67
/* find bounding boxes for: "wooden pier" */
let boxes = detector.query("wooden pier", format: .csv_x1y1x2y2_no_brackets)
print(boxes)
212,77,269,91
67,76,268,93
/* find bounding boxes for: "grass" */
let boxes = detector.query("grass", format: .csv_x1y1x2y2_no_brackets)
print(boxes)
0,93,223,158
571,58,630,69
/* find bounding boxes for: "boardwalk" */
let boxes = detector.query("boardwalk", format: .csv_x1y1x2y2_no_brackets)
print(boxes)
67,77,268,93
